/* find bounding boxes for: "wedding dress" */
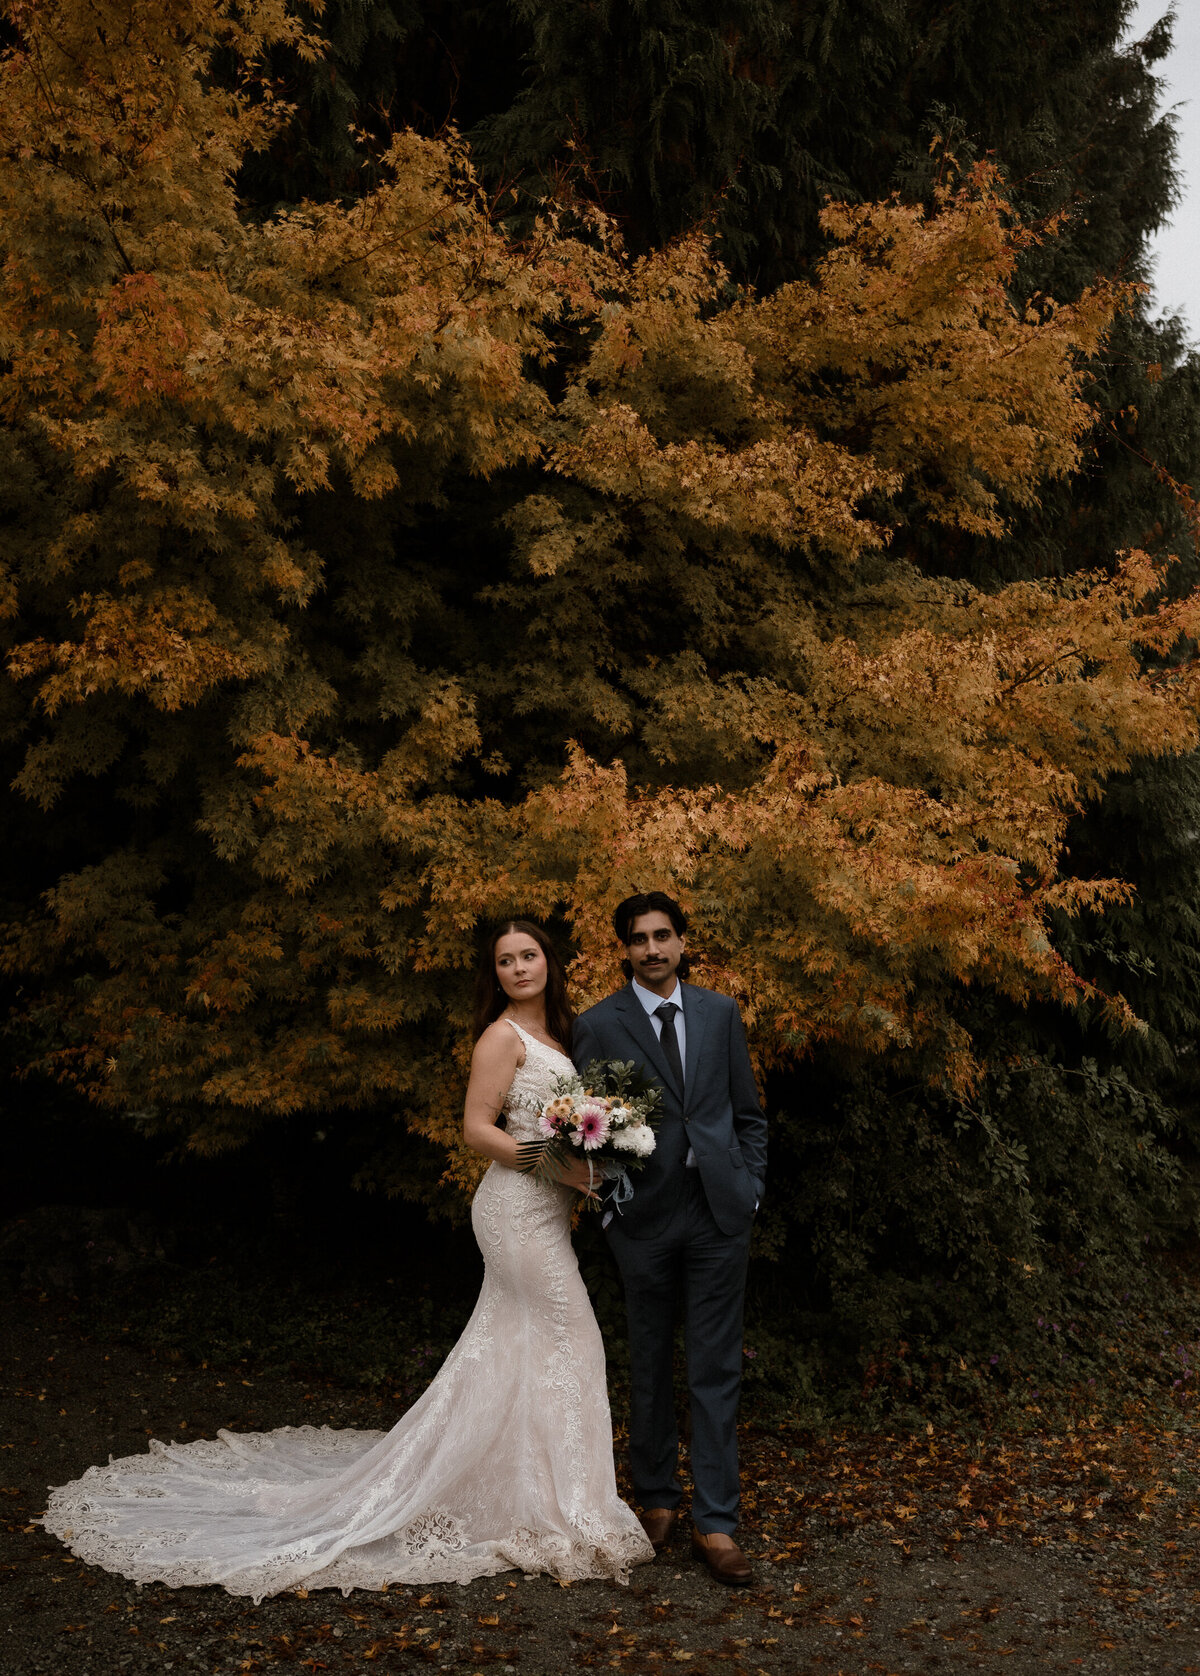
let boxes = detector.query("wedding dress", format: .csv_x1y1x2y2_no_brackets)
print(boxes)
39,1022,653,1600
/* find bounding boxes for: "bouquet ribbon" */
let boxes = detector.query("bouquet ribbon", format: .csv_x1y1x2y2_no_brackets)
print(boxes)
609,1167,635,1212
599,1164,635,1229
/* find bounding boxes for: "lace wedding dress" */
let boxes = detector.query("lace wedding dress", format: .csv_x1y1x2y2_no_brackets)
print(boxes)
40,1022,653,1600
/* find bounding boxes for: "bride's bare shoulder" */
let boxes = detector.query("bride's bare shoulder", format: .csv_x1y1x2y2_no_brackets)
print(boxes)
472,1018,525,1069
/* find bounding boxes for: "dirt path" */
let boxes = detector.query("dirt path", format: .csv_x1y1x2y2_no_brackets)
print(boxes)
4,1295,1200,1674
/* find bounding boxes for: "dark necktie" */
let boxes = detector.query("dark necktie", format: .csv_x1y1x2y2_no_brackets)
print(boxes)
654,1001,684,1093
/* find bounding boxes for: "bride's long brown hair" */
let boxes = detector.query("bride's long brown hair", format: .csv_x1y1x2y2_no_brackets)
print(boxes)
473,919,574,1050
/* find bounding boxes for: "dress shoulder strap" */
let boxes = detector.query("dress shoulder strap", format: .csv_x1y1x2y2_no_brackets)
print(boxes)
503,1017,534,1048
502,1017,570,1061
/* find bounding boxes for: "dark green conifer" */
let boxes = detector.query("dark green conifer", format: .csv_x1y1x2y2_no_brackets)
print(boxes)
6,0,1200,1406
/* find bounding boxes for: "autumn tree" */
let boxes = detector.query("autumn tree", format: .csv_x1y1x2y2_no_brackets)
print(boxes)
4,0,1200,1389
251,0,1200,1115
452,0,1200,1356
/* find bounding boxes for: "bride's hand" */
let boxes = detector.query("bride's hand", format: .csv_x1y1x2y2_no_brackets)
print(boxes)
557,1156,601,1197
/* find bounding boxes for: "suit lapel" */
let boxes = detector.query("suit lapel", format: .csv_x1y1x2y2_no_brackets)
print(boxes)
679,982,710,1112
613,985,682,1101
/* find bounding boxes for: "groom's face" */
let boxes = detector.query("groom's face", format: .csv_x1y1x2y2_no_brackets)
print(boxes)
626,910,685,995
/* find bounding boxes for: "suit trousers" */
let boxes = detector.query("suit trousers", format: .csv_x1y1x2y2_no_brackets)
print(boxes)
605,1169,752,1533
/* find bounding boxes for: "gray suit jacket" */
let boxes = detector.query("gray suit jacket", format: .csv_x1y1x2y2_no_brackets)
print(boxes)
572,982,767,1238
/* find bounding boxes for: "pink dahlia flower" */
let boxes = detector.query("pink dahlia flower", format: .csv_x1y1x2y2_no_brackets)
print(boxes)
572,1100,611,1150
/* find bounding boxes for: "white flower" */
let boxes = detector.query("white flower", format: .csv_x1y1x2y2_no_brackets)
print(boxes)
610,1123,656,1157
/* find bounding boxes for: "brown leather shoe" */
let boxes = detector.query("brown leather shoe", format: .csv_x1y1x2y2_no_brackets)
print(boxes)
691,1529,752,1585
638,1507,677,1551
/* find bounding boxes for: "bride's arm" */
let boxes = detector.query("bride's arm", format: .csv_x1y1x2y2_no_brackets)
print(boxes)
462,1024,527,1169
462,1024,597,1194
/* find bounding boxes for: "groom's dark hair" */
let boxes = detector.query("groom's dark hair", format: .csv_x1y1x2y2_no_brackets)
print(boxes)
614,891,691,980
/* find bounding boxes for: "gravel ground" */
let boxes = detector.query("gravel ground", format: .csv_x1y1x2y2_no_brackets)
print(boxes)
4,1293,1200,1675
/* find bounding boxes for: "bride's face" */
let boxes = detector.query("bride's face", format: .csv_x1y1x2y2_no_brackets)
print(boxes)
494,932,548,1003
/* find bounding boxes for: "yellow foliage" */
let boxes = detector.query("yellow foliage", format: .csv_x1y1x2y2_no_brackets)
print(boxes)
1,0,1196,1184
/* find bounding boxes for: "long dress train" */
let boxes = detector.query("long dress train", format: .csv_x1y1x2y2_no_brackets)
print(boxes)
39,1022,653,1600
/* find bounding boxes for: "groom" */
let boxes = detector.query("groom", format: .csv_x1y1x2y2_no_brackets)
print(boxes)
573,892,767,1585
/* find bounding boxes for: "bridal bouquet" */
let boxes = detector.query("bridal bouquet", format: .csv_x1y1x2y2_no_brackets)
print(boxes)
516,1060,662,1206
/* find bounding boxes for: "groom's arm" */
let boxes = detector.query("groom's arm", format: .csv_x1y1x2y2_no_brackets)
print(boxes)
727,1000,767,1196
571,1007,603,1075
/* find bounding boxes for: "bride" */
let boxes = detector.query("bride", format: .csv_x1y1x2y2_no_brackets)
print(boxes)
39,919,654,1600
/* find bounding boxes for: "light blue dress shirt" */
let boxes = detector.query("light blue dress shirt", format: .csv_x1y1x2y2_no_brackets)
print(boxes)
630,977,696,1167
630,976,686,1073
